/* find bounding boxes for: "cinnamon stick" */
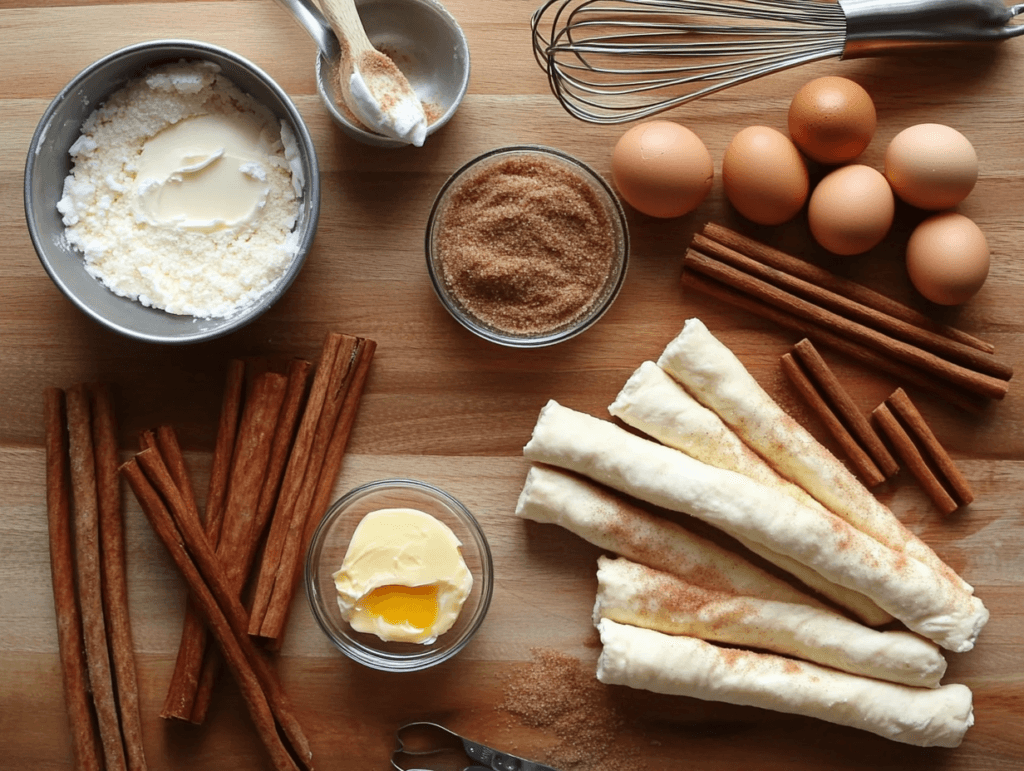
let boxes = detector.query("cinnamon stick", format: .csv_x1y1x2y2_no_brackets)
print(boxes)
205,359,246,546
259,337,377,645
872,403,959,515
66,384,127,771
129,448,313,768
174,371,287,724
247,333,349,634
122,457,309,771
683,249,1009,401
781,353,886,487
43,388,103,771
90,385,147,771
792,339,899,479
701,222,997,355
189,361,310,723
887,388,975,508
680,270,988,413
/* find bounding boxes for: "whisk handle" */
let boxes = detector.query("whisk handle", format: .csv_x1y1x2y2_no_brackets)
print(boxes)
840,0,1024,57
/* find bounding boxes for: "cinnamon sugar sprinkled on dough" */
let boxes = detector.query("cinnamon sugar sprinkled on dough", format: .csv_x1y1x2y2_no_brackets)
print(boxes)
498,648,645,771
435,154,617,336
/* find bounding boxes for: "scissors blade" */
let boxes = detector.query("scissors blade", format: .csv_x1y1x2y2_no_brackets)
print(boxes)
461,737,562,771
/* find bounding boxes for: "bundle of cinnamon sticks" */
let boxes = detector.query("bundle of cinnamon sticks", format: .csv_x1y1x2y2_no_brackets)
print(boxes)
682,223,1013,411
43,384,147,771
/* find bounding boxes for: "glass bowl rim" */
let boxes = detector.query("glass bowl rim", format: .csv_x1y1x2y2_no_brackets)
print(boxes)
424,144,629,349
304,477,494,671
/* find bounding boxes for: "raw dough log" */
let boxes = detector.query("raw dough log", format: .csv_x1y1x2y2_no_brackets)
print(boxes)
609,361,891,627
596,619,973,748
594,556,946,688
658,318,971,594
516,464,822,608
523,400,988,652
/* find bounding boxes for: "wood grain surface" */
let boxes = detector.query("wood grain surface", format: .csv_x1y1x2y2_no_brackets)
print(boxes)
2,1,1022,769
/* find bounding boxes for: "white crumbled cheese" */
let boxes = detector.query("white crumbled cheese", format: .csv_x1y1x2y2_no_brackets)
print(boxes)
56,60,303,319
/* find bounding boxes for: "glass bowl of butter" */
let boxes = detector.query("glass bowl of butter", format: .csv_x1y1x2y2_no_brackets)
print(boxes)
305,478,493,671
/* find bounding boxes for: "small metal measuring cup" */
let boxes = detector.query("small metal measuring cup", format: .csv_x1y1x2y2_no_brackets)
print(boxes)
274,0,471,148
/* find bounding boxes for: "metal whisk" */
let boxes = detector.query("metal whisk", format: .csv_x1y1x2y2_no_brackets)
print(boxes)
532,0,1024,123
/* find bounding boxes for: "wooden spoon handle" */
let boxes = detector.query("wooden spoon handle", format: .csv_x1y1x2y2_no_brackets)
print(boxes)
318,0,373,55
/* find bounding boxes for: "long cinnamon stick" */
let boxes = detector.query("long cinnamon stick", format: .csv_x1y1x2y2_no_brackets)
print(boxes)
701,222,997,355
248,333,349,634
872,403,959,515
66,384,127,771
43,388,103,771
122,458,308,771
683,249,1009,401
781,352,886,487
90,385,147,771
205,359,246,546
188,360,307,720
129,449,313,768
792,339,899,479
259,337,377,645
680,270,988,413
887,388,975,508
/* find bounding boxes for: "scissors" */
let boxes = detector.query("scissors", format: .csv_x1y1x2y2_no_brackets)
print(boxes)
391,721,562,771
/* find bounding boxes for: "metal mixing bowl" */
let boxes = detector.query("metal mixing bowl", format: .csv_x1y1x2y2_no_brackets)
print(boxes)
277,0,470,148
24,40,320,344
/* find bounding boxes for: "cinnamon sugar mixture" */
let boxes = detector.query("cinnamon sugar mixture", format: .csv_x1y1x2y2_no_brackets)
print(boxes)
435,155,617,336
498,648,645,771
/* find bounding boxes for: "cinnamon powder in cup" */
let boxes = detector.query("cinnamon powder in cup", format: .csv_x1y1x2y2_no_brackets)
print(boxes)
429,148,625,340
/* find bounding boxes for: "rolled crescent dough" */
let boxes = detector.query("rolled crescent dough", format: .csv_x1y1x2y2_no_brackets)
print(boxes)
596,619,973,748
516,464,822,608
609,361,891,627
523,400,988,652
594,556,946,688
658,318,970,594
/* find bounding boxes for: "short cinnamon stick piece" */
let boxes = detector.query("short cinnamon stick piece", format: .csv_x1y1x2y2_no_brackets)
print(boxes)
122,458,309,771
259,337,377,646
66,384,128,771
90,384,148,771
43,388,103,771
701,222,997,355
872,402,959,515
680,270,988,413
886,388,975,509
792,339,899,479
781,353,885,487
683,248,1009,401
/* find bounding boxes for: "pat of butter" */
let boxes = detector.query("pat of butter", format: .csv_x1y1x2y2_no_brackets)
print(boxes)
333,507,473,644
133,112,274,232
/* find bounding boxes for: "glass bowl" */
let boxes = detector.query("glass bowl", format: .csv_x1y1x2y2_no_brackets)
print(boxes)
425,145,629,348
305,478,493,671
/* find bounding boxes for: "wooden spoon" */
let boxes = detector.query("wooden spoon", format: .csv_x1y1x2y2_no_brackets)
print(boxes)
319,0,428,146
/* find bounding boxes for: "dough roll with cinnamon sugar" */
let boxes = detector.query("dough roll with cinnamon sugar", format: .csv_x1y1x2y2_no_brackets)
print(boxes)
609,361,891,627
596,619,973,748
657,317,971,595
594,556,946,688
516,464,823,608
523,401,988,652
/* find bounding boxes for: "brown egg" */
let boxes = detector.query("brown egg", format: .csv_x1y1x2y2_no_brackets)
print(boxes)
906,212,989,305
722,126,809,225
611,120,714,218
788,76,876,164
808,164,894,255
884,124,978,210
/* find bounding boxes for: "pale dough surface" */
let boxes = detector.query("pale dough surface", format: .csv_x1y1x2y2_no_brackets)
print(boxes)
523,400,988,652
594,556,946,688
596,620,973,748
610,360,891,627
658,318,970,593
516,464,822,608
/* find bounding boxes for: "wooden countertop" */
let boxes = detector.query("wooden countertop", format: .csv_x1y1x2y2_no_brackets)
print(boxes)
2,1,1022,769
